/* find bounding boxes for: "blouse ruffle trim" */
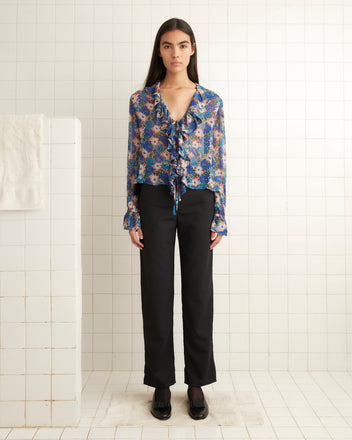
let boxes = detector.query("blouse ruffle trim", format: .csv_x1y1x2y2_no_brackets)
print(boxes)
152,80,205,215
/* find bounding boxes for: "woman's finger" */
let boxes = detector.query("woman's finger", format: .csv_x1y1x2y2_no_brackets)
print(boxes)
129,228,144,249
210,230,217,241
209,234,222,250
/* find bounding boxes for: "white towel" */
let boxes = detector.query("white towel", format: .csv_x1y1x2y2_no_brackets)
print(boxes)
0,114,44,210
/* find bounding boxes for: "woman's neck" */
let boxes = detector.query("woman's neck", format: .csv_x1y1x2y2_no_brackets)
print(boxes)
160,72,195,89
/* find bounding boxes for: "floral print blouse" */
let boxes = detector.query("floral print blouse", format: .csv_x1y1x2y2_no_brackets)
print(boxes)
123,79,227,236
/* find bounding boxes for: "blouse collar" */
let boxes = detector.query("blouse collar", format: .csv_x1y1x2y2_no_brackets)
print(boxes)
152,79,205,125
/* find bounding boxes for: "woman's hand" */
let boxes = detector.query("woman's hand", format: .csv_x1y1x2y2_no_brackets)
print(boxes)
129,227,144,250
210,230,222,250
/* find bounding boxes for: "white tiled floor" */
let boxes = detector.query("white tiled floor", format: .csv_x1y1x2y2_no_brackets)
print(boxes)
1,370,352,439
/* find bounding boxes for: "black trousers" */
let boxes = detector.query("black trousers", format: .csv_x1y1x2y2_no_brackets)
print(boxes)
138,182,217,388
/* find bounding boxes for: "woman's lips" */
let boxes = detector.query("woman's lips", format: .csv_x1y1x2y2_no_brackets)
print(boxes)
171,62,181,65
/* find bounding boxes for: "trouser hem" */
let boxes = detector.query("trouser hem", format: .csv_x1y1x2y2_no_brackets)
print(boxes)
184,377,217,387
143,378,176,388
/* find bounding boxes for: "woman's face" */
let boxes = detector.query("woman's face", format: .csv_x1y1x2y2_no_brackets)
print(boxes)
158,29,195,74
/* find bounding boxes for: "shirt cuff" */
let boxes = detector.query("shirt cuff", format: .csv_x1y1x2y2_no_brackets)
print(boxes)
123,209,141,231
211,215,227,236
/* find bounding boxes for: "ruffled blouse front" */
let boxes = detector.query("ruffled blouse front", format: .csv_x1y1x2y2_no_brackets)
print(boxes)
153,80,203,215
123,79,228,236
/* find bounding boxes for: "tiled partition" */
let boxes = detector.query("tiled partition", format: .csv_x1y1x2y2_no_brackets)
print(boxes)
0,117,82,427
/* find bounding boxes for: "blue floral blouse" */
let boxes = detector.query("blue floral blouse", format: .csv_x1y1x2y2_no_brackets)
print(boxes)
123,79,227,236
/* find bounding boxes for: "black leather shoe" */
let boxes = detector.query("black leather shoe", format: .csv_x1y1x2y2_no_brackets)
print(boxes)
151,388,171,420
187,387,209,420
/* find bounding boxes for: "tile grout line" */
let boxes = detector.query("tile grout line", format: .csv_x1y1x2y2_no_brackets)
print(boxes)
291,371,334,440
331,371,352,426
315,370,352,431
250,372,279,440
86,371,113,439
271,371,310,440
343,0,349,375
229,371,250,439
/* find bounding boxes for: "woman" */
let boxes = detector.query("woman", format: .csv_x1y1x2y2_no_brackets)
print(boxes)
123,17,227,420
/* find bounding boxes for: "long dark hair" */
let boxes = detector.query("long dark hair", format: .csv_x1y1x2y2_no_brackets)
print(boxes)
144,18,199,87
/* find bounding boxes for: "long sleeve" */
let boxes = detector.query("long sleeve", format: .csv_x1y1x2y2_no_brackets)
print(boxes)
123,95,142,231
210,98,228,236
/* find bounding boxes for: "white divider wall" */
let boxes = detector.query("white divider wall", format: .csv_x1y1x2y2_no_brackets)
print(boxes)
0,117,82,427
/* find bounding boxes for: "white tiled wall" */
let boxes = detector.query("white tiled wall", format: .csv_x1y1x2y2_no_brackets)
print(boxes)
0,117,82,427
0,0,351,386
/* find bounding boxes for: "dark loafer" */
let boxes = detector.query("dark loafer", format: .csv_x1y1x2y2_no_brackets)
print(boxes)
187,389,209,420
151,388,171,420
